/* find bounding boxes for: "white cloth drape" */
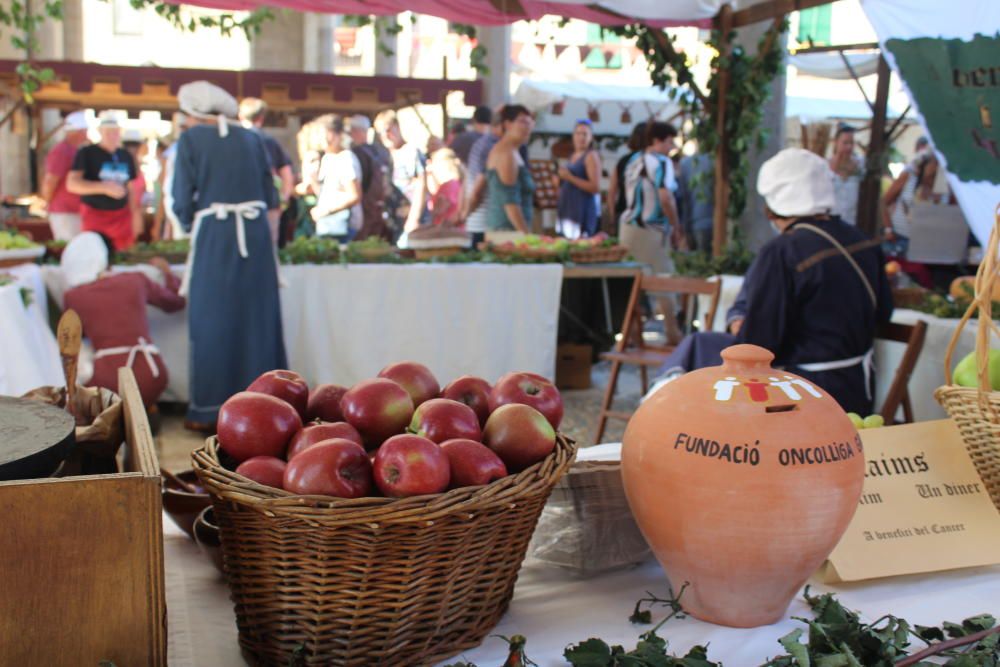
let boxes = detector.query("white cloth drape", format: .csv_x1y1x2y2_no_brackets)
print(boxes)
0,264,62,395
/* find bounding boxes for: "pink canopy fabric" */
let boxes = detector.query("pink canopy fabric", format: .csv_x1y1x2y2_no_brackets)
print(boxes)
165,0,747,27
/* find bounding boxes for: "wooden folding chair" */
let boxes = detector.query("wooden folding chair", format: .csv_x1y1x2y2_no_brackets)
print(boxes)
593,274,721,444
876,319,928,425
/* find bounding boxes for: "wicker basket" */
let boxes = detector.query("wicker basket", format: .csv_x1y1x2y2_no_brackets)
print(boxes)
191,434,576,666
567,245,629,264
935,204,1000,511
412,246,465,260
481,244,562,261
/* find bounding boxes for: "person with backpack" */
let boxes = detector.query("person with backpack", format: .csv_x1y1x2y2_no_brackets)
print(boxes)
619,121,684,342
348,115,392,241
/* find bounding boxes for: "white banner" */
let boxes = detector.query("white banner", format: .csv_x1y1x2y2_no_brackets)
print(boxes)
861,0,1000,246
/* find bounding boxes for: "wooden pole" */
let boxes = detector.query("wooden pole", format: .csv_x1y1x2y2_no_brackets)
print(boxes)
856,54,890,238
711,3,733,258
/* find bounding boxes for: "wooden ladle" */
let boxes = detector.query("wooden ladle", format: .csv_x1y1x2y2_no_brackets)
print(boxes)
56,309,82,419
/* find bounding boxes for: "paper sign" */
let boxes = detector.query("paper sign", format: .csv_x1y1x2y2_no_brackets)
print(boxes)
824,419,1000,583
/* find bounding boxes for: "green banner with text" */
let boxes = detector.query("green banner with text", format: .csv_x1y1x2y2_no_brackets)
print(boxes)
886,32,1000,184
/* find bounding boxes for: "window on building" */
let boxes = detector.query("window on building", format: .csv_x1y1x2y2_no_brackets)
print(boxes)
797,5,833,46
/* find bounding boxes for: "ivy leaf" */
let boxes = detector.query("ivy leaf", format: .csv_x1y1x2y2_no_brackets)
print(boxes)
564,638,614,667
962,614,996,633
777,629,810,667
915,625,946,642
943,621,967,639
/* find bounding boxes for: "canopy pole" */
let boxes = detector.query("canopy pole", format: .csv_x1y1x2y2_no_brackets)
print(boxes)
856,54,890,238
712,3,733,258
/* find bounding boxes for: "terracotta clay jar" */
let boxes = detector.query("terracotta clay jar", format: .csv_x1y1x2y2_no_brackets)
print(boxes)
621,344,864,627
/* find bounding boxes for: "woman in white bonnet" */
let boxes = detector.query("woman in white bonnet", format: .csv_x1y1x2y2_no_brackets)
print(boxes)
170,80,285,430
644,148,894,417
61,231,185,409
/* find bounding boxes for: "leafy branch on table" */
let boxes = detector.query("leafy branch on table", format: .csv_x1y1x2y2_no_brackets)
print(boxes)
444,583,999,667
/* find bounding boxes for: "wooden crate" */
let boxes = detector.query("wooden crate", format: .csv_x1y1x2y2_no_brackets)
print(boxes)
556,343,593,390
0,368,166,666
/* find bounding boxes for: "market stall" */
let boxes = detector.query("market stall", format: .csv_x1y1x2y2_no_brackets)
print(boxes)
43,262,564,399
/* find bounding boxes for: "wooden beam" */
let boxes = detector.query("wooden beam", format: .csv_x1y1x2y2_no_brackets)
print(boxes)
711,3,734,258
790,41,879,55
731,0,834,28
855,54,891,238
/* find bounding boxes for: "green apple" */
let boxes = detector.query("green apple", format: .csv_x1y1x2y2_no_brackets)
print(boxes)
952,349,1000,390
846,412,864,429
862,414,885,429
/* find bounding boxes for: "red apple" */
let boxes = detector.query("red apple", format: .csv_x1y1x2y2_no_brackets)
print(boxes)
287,421,364,461
282,439,373,498
373,434,450,497
489,372,564,429
378,361,440,407
482,403,556,472
341,378,415,449
440,439,508,488
217,392,302,462
235,456,287,489
306,383,348,422
409,398,482,444
441,376,492,427
247,370,310,422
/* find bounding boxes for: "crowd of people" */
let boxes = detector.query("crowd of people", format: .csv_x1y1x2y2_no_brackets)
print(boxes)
36,83,950,426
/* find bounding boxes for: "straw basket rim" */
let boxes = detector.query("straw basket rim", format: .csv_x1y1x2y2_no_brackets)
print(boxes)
191,434,577,527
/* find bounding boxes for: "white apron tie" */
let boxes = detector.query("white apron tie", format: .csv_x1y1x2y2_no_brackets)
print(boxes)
94,336,161,378
180,200,276,296
796,348,875,401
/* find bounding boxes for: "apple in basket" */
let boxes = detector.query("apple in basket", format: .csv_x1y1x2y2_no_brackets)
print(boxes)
440,439,508,488
378,361,440,407
341,378,415,449
247,370,310,422
306,383,349,422
489,372,564,429
235,456,287,489
483,403,556,472
373,434,451,497
283,439,373,498
287,421,364,460
409,398,482,444
217,392,302,462
441,375,492,427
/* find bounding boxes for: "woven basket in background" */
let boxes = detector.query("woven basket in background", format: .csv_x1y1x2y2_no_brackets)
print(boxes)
934,204,1000,510
191,434,576,666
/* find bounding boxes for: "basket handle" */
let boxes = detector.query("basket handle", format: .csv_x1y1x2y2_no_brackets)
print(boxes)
943,204,1000,401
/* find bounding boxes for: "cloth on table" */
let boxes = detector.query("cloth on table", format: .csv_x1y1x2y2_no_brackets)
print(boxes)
171,122,285,424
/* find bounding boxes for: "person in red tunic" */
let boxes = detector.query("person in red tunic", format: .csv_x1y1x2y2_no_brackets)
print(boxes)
61,232,186,407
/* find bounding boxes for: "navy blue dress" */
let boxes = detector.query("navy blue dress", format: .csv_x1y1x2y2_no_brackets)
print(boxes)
657,217,894,415
172,124,285,424
557,152,599,236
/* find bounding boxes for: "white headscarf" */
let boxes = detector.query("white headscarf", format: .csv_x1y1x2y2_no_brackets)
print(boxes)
757,147,836,218
177,81,239,138
61,232,109,288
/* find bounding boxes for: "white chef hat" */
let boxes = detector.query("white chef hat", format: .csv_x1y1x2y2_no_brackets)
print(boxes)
61,232,109,289
177,81,239,137
757,147,836,218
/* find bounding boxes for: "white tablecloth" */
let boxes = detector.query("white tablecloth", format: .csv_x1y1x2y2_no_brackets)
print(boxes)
163,515,1000,666
698,275,974,422
0,263,62,395
44,263,564,401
